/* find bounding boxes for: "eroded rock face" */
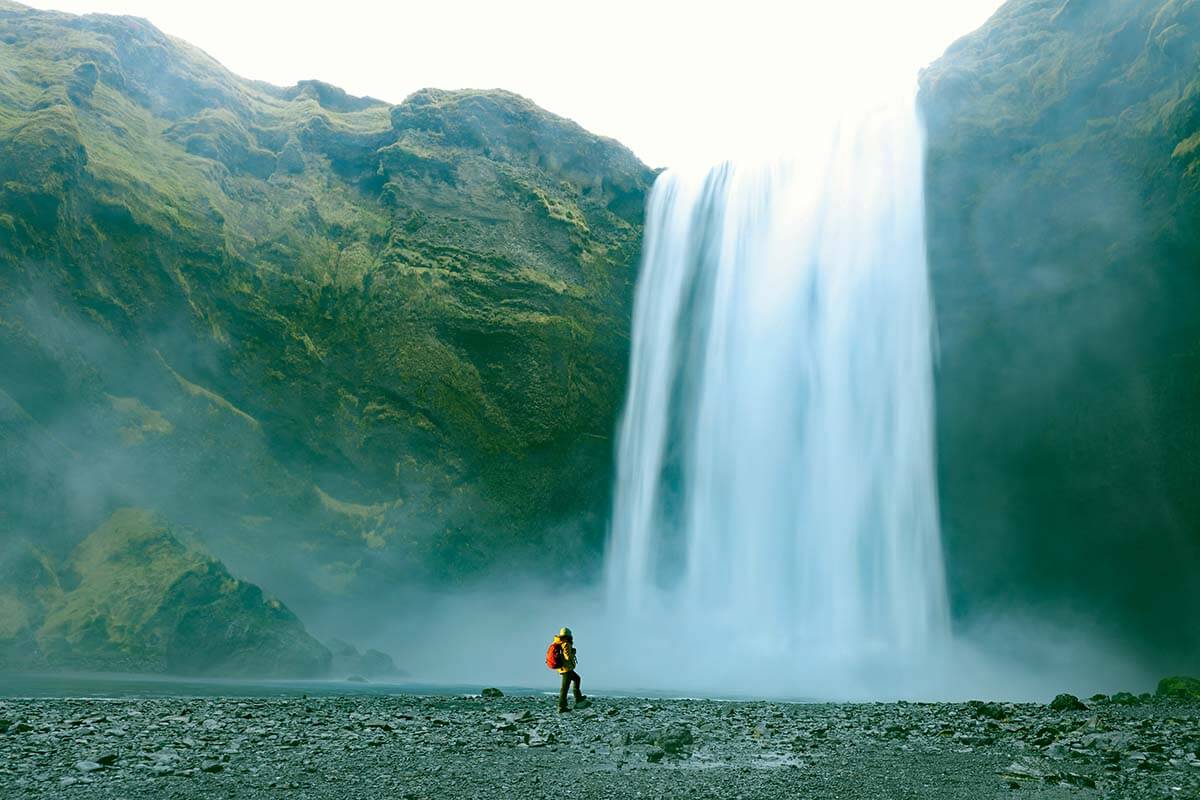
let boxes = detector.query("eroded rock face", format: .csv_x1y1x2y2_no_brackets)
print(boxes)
0,2,654,651
920,0,1200,661
2,509,330,677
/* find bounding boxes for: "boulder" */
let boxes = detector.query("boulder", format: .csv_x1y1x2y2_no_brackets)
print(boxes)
1049,693,1087,711
654,724,695,754
1155,676,1200,700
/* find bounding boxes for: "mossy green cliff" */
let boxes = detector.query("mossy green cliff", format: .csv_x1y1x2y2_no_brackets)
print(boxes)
921,0,1200,659
0,0,652,668
1,508,330,676
4,0,1198,675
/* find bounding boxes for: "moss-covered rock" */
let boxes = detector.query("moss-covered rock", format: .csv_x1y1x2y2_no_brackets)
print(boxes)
1156,676,1200,700
0,0,652,652
47,509,330,675
921,0,1200,663
2,508,330,676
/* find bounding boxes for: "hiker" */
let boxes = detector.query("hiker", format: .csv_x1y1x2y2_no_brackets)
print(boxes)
546,627,587,712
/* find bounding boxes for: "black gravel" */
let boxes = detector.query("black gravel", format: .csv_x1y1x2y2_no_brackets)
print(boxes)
1,694,1197,798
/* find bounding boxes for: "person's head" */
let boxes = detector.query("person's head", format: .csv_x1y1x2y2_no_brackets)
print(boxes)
557,626,573,642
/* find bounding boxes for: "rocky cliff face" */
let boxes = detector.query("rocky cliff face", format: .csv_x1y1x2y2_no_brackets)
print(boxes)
1,508,330,676
0,1,652,668
921,0,1200,661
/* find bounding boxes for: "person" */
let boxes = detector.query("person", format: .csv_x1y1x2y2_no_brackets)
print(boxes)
550,627,587,712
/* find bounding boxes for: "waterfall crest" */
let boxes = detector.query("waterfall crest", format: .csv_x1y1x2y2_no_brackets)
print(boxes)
604,93,949,694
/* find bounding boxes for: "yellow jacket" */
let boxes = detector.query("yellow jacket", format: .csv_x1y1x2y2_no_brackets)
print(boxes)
555,637,577,673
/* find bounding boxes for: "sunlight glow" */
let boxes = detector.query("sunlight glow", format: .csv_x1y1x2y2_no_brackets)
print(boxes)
20,0,1004,167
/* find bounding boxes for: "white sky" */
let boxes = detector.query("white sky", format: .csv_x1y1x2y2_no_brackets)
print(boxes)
22,0,1004,167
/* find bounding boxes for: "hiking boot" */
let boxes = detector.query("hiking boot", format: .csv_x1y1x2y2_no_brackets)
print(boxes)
558,706,571,714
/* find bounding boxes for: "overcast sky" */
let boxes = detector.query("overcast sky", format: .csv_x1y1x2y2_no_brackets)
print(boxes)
23,0,1005,167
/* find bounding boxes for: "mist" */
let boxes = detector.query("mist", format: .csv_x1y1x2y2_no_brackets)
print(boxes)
342,570,1153,704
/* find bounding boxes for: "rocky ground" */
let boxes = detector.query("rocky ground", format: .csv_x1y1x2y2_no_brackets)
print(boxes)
0,692,1197,799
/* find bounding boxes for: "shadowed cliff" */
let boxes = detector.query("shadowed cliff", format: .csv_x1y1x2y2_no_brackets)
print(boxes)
921,0,1200,665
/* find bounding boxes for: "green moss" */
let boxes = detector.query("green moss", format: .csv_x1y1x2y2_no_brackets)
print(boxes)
36,508,330,676
0,0,652,633
1156,676,1200,699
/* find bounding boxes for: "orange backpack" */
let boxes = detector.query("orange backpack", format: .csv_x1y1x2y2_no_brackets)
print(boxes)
545,641,563,670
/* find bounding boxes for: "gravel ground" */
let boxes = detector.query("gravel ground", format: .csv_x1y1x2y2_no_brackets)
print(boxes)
0,693,1197,799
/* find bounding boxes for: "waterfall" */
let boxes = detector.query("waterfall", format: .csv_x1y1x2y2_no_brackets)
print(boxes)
604,92,950,695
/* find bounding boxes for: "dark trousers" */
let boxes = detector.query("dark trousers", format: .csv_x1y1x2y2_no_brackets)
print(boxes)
558,670,582,709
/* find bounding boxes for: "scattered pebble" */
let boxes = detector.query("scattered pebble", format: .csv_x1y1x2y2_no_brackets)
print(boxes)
0,693,1194,798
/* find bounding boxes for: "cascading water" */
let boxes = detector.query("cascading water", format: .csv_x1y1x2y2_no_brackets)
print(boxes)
604,92,950,696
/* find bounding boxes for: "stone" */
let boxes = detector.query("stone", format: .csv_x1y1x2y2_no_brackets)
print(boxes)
1051,771,1098,788
655,724,695,754
95,753,118,766
968,701,1007,720
362,719,393,731
1049,693,1087,711
1156,676,1200,700
481,688,504,699
1109,692,1139,706
999,761,1044,781
200,760,224,773
75,760,103,773
646,748,666,763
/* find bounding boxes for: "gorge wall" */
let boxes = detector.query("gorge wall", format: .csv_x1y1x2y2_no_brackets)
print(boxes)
921,0,1200,665
0,0,652,671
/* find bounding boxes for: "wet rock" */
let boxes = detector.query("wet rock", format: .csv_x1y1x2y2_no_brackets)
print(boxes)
1109,692,1140,706
95,753,118,766
1049,693,1087,711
